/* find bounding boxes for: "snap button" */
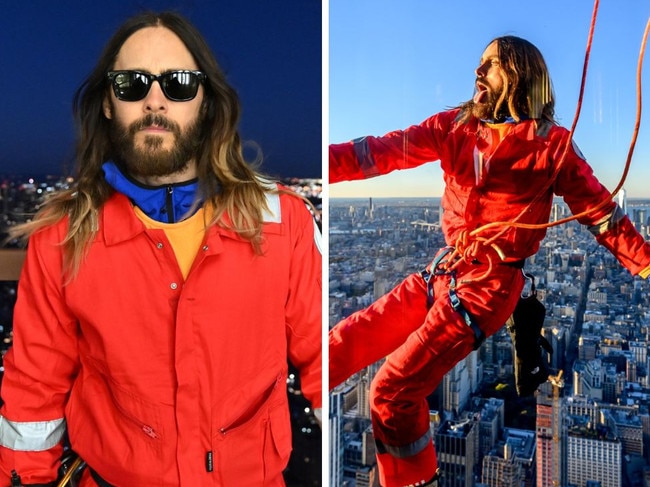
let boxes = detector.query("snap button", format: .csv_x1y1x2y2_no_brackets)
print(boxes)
170,282,178,290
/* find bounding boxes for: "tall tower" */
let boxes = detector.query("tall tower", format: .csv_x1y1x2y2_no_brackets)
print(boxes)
435,418,477,487
357,360,384,419
536,375,566,487
329,388,346,487
443,357,471,415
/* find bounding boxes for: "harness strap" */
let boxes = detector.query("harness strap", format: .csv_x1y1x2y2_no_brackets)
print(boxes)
420,246,486,350
448,273,485,350
420,246,454,308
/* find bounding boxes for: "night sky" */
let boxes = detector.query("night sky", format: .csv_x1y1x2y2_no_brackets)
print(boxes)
1,1,322,179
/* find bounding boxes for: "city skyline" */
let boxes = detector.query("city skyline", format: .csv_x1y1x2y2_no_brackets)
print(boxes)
329,197,650,486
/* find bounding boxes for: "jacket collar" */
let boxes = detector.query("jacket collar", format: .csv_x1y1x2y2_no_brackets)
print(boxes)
460,115,553,142
102,161,202,224
100,192,148,246
99,175,284,247
99,193,226,257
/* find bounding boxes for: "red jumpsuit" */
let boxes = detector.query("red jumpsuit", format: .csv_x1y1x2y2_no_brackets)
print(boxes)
329,109,650,487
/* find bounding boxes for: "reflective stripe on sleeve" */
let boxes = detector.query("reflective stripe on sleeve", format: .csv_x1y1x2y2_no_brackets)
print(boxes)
0,416,66,451
353,137,380,178
375,430,432,458
587,204,625,236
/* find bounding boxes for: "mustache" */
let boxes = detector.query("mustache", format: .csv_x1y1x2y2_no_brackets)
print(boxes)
129,114,180,135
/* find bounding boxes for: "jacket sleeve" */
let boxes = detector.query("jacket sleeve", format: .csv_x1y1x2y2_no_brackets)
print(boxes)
329,113,450,184
594,214,650,277
553,133,650,276
0,224,80,485
283,196,322,409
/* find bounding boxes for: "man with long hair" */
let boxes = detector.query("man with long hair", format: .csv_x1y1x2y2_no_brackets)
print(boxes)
329,36,650,487
0,11,321,486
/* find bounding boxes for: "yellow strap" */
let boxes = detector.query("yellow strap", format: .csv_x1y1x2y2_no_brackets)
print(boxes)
639,264,650,279
56,456,85,487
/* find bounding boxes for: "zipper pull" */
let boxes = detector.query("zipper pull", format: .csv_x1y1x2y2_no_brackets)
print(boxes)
141,424,159,439
205,450,214,472
166,185,175,223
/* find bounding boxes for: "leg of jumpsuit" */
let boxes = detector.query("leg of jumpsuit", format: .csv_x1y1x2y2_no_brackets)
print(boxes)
371,262,524,487
329,272,430,390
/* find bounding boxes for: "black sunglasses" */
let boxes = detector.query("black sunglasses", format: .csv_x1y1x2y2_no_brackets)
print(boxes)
106,70,206,102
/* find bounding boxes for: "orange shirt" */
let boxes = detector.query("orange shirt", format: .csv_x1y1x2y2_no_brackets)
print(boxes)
134,205,208,279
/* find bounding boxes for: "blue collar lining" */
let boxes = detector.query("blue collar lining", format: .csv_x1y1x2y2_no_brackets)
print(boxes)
102,161,201,224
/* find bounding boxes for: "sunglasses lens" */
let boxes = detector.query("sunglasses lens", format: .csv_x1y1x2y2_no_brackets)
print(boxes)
161,72,201,101
112,72,150,101
109,71,204,101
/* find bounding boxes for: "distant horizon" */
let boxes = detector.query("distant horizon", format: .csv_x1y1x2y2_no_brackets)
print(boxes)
330,195,650,201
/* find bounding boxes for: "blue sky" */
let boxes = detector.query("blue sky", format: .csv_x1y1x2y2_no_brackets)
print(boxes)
329,1,650,198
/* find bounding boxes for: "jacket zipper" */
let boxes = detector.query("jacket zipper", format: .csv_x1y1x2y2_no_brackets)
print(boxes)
208,374,283,472
113,401,159,440
218,374,283,436
166,185,175,223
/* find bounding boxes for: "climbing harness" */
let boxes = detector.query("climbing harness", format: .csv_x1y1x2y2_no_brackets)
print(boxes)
420,247,485,350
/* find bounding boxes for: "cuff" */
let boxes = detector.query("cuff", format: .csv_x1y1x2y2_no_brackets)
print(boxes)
377,441,438,487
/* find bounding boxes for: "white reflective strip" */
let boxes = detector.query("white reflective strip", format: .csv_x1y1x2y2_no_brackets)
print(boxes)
587,204,625,236
263,192,282,223
378,430,432,458
0,416,66,451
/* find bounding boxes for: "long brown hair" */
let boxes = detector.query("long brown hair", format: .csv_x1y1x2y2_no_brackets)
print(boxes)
12,11,276,278
457,35,556,124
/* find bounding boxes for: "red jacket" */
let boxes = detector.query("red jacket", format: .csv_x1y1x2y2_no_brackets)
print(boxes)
331,109,650,275
0,188,322,486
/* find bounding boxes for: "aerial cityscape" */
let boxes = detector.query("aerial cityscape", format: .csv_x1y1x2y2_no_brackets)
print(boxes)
330,194,650,487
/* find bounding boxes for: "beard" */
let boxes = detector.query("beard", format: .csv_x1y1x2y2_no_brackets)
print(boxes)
109,112,203,179
471,82,508,121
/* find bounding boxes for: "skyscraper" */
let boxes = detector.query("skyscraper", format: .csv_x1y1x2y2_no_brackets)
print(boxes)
330,384,356,487
566,418,622,487
537,383,566,487
481,443,524,487
435,418,477,487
